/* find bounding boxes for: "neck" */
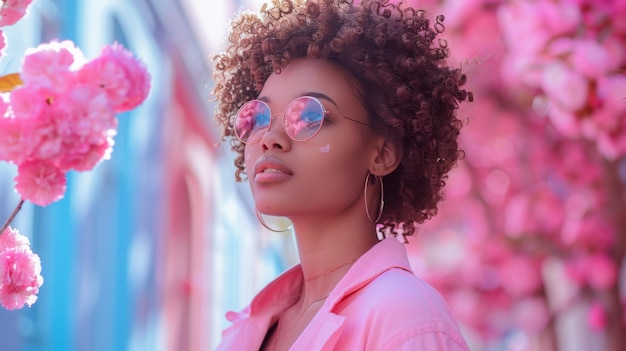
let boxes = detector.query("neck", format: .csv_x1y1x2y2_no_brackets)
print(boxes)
303,258,358,282
290,215,380,305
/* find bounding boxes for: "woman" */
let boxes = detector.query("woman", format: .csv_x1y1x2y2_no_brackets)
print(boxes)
211,0,472,349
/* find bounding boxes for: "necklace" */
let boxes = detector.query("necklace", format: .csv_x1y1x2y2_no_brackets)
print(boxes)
303,257,358,282
272,257,360,349
272,294,329,351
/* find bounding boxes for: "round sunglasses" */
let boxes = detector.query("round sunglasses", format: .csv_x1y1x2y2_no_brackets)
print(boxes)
234,96,372,143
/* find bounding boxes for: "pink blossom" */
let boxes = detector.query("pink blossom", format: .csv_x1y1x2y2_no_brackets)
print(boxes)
565,254,618,290
446,8,504,75
500,54,546,88
530,190,567,233
14,160,67,206
9,86,68,164
62,84,117,144
511,298,549,334
445,289,482,326
504,194,530,235
0,116,27,163
579,118,599,140
555,141,604,186
563,194,610,227
498,255,543,296
60,136,115,172
497,1,551,56
602,36,625,70
596,126,626,160
436,0,482,26
0,226,30,252
584,254,618,290
546,102,581,138
0,0,33,27
0,245,43,310
570,39,613,79
0,30,6,58
608,3,626,33
76,42,151,113
396,0,626,343
563,258,586,287
590,75,626,150
587,301,607,331
578,0,626,34
505,190,564,236
0,94,31,163
8,80,118,171
562,193,592,220
541,62,589,112
547,37,574,58
0,227,43,311
7,84,56,121
0,91,8,115
595,75,626,122
538,0,581,36
20,40,85,92
20,110,63,163
54,84,117,171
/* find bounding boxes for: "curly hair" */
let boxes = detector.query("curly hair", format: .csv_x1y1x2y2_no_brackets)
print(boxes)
211,0,471,237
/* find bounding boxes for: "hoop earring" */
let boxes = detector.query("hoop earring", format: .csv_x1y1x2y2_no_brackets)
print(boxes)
255,209,293,232
364,173,384,223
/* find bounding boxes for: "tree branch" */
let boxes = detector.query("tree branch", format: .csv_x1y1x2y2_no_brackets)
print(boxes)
0,198,25,235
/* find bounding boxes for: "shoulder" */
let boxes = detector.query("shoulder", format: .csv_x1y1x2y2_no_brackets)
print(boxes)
333,268,468,350
342,267,454,322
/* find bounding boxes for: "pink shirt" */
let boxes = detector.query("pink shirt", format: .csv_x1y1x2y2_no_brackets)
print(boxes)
216,238,469,350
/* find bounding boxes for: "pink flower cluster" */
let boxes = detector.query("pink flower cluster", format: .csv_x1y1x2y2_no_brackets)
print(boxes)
0,40,151,205
498,0,626,159
0,226,43,310
0,0,32,27
0,0,34,58
416,107,621,344
0,0,150,312
406,0,626,343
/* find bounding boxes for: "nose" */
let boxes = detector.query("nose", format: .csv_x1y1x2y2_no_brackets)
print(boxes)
260,115,291,152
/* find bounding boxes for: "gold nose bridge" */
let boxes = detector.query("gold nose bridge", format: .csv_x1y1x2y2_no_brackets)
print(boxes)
260,113,289,137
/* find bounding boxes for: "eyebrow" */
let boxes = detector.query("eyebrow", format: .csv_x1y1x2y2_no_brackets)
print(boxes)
257,92,340,108
302,92,339,108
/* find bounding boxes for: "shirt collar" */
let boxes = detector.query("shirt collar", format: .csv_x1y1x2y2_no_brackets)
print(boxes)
326,237,412,309
248,237,412,318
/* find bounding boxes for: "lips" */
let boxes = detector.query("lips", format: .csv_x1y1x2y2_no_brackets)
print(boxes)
253,156,293,183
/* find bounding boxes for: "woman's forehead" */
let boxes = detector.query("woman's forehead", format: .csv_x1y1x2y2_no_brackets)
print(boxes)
258,58,364,106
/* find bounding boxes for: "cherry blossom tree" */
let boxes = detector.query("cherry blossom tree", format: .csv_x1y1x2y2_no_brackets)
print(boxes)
0,0,150,310
400,0,626,350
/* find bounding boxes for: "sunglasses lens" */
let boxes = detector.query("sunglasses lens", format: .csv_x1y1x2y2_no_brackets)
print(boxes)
235,100,270,143
284,97,324,141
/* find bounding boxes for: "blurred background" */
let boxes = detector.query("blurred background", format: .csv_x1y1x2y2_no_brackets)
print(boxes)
0,0,624,350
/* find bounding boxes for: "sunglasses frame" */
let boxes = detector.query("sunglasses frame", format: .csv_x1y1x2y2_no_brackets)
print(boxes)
234,96,372,144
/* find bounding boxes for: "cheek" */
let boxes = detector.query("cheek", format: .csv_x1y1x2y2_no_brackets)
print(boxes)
244,146,258,165
313,143,365,178
244,150,255,179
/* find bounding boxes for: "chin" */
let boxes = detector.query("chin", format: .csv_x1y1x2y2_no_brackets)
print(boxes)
255,202,286,216
253,195,297,215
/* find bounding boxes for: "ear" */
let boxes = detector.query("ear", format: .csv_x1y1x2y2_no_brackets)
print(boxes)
369,137,402,176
